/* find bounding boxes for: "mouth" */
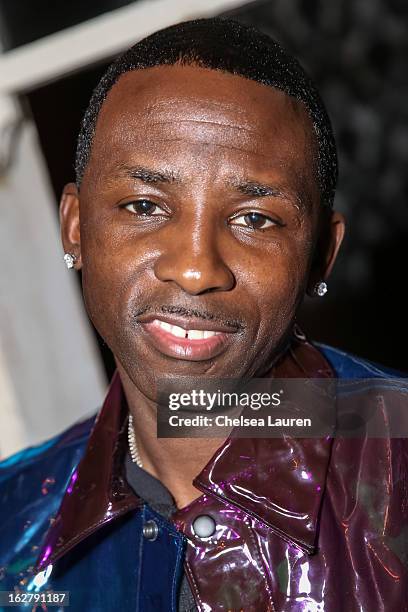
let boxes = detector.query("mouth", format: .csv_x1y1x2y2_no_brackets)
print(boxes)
137,314,238,361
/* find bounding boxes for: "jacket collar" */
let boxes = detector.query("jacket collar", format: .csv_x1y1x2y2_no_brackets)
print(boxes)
36,329,334,570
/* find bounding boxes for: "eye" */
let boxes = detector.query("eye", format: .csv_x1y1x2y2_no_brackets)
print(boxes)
123,199,164,216
230,212,280,230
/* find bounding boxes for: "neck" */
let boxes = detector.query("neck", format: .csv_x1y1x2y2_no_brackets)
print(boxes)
116,360,223,509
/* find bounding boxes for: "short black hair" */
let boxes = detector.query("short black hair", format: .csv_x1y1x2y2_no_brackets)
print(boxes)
75,17,338,207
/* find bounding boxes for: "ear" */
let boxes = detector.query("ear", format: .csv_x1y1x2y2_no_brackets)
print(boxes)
60,182,82,270
307,209,345,297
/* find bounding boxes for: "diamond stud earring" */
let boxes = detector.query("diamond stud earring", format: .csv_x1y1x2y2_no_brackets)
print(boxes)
63,253,77,269
314,281,328,297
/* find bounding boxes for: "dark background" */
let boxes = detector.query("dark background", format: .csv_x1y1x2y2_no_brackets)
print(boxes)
3,0,407,377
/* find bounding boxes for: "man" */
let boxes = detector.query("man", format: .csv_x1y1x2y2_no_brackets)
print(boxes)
0,18,407,612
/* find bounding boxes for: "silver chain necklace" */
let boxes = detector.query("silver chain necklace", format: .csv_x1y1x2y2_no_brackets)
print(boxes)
128,414,143,468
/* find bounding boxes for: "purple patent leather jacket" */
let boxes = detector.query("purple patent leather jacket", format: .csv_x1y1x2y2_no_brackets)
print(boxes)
0,333,407,611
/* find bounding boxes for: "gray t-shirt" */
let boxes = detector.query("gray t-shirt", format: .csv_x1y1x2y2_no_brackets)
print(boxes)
125,453,197,612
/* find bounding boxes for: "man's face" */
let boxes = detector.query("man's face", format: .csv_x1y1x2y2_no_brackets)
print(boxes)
61,64,344,397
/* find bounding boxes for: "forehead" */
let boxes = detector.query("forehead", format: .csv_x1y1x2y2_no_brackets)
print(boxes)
88,64,317,193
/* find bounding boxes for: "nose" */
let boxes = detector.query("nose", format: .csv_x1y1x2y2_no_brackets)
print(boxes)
154,221,235,295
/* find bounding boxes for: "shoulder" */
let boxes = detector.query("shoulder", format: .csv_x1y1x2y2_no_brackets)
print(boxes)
0,414,96,482
0,415,96,576
316,342,406,379
0,415,96,520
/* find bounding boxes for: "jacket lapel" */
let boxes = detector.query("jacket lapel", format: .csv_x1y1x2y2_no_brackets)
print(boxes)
193,332,334,553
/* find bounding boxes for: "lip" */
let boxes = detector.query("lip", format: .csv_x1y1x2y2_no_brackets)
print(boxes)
136,313,238,334
138,316,237,361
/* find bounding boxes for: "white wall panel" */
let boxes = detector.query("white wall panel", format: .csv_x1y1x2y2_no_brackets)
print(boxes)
0,120,106,458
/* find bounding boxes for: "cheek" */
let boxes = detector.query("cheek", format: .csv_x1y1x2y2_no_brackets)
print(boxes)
80,215,159,338
79,218,128,332
237,236,312,344
81,209,132,283
240,235,311,301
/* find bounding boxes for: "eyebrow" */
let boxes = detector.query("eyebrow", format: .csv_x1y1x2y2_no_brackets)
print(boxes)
232,179,304,212
115,163,180,184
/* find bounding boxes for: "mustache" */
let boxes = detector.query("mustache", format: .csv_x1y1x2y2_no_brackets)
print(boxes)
133,303,245,331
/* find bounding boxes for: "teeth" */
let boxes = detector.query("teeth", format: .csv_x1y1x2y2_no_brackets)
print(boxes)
203,330,217,339
170,324,186,338
188,329,205,340
159,321,172,333
155,319,220,339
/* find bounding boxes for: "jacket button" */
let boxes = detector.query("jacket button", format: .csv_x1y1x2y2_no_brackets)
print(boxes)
192,514,216,538
143,520,159,541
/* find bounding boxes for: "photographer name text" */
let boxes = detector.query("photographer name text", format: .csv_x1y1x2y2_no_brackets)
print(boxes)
168,414,312,428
